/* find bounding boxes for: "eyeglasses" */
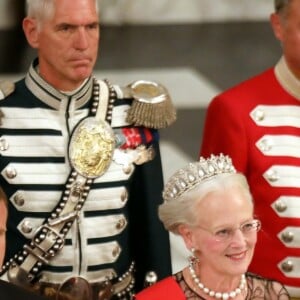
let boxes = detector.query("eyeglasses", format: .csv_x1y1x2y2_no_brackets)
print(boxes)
197,219,261,243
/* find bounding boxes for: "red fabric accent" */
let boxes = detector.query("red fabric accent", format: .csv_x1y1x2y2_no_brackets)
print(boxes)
135,277,185,300
120,127,156,149
121,128,142,149
144,128,153,144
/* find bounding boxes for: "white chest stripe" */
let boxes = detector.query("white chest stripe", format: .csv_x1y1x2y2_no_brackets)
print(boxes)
277,227,300,248
1,105,131,130
2,161,132,185
263,166,300,188
84,187,128,211
18,214,126,240
0,135,65,157
10,186,127,212
2,163,69,185
250,105,300,128
80,214,127,239
278,257,300,278
93,161,133,183
256,135,300,158
271,196,300,218
48,241,120,267
1,107,64,130
11,190,62,212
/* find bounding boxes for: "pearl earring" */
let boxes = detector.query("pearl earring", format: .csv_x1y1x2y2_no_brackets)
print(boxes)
189,247,199,262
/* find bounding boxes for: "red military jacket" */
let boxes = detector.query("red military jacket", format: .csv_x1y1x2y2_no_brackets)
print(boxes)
200,57,300,297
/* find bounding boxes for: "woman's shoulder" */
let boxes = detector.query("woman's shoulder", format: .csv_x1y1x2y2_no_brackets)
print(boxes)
246,272,290,299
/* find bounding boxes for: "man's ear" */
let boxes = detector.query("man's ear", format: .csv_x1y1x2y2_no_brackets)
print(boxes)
178,224,194,250
22,17,40,49
270,13,284,42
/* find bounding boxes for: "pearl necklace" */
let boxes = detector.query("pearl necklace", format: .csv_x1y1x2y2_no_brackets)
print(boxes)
188,262,247,300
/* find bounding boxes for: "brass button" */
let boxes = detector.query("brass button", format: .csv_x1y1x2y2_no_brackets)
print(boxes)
112,245,121,258
0,138,9,151
116,218,126,230
5,166,17,179
145,271,158,286
254,109,265,121
13,193,25,206
281,231,294,243
123,164,133,175
281,260,294,272
258,139,272,152
274,200,287,212
121,190,128,203
265,169,279,182
21,220,33,234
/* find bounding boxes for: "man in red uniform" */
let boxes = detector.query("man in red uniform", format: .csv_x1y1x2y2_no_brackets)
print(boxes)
200,0,300,297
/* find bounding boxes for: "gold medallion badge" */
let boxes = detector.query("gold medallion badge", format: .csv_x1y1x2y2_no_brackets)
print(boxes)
69,117,115,178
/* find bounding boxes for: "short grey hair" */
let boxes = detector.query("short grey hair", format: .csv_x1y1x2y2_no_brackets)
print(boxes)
25,0,99,25
25,0,55,21
158,173,253,235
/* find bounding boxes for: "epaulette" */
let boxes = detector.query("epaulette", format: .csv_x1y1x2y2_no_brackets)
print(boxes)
122,80,176,129
0,81,15,100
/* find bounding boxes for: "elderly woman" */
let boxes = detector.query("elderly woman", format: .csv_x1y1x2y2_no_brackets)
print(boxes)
135,154,289,300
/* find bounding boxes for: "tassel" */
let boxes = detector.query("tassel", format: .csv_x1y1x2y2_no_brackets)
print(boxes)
125,80,176,129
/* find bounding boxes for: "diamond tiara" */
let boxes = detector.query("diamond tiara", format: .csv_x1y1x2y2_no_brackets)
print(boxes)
162,154,236,202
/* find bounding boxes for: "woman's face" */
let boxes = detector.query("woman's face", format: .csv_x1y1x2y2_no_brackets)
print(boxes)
181,186,257,278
